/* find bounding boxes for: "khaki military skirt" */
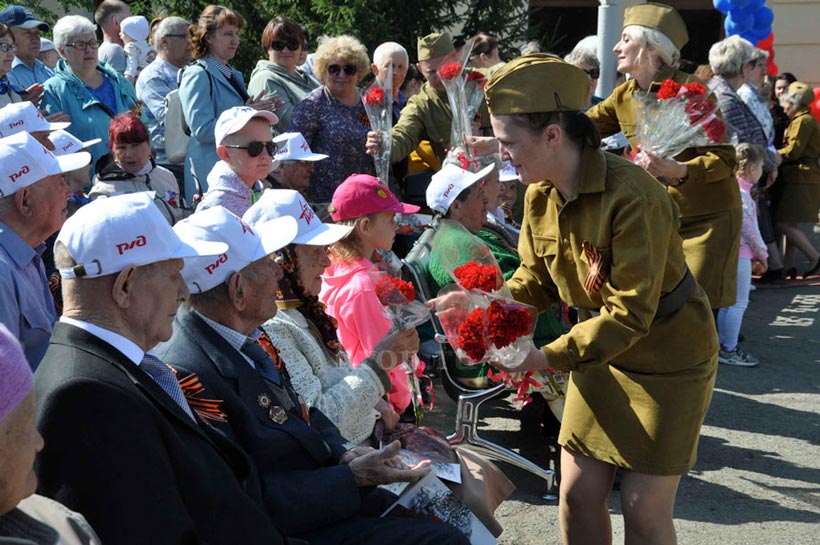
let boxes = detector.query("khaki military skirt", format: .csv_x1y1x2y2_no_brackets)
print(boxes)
774,181,820,223
678,207,742,309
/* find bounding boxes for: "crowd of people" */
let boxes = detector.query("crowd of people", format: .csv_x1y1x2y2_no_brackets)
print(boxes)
1,1,819,545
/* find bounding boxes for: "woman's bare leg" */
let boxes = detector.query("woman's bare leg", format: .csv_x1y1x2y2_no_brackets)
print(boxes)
619,470,682,545
559,448,616,545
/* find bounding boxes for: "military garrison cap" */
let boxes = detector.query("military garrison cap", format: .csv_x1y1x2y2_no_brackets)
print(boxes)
484,54,590,114
788,81,815,108
417,32,454,61
623,2,689,50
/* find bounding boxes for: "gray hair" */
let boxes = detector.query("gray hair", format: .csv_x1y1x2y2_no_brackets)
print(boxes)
564,49,600,70
623,25,680,69
474,153,503,172
155,16,190,47
53,15,97,49
373,41,408,67
520,40,541,56
709,35,755,78
779,92,802,110
747,47,769,65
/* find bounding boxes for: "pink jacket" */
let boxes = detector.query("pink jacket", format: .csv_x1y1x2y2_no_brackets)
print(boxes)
737,177,768,262
320,257,412,412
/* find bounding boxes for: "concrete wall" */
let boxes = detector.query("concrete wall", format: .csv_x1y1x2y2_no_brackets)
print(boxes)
772,0,820,86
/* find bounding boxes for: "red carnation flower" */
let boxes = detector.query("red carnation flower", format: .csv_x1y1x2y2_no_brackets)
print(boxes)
458,308,487,361
454,262,500,292
486,300,533,348
466,70,486,83
374,274,416,304
682,82,707,96
704,118,726,143
683,95,716,124
656,79,681,100
438,62,463,81
364,86,386,105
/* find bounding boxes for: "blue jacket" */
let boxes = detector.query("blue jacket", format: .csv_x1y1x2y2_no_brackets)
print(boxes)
179,59,246,199
41,60,140,172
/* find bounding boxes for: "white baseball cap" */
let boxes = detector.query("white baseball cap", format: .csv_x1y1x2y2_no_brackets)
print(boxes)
273,132,328,162
174,206,298,294
243,189,352,246
40,37,56,53
57,193,228,279
0,132,90,198
498,160,519,183
0,102,70,138
120,15,150,42
214,106,279,146
48,130,102,156
426,163,495,214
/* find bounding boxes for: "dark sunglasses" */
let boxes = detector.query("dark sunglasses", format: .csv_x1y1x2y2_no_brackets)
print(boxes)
224,141,277,157
327,64,357,76
271,40,300,52
583,68,600,79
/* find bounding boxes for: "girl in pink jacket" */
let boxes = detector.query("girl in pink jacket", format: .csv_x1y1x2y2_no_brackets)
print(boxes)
320,174,420,415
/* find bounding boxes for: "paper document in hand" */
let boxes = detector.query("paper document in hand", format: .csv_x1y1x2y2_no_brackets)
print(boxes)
381,472,496,545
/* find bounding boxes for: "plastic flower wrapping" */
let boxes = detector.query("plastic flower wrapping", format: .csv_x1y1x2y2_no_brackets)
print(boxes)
430,220,537,369
370,269,433,422
632,79,735,172
362,77,392,184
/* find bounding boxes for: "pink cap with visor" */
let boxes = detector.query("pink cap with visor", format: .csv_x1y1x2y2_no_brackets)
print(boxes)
330,174,420,222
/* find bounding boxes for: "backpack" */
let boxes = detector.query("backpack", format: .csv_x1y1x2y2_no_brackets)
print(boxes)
163,60,212,164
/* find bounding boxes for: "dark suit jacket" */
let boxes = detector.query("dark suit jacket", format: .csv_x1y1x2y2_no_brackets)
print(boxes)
154,307,362,536
34,322,286,545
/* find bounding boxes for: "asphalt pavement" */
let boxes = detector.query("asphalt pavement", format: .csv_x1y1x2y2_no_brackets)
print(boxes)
423,231,820,545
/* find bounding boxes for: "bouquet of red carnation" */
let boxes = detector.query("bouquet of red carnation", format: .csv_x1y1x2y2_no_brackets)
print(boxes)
435,285,538,367
633,78,733,173
371,270,430,331
362,81,392,184
431,220,509,298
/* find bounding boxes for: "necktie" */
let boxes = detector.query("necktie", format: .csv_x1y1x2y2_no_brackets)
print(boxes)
241,341,282,385
141,354,196,421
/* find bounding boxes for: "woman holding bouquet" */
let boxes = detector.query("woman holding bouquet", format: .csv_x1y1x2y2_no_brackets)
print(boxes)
483,55,718,544
586,2,741,314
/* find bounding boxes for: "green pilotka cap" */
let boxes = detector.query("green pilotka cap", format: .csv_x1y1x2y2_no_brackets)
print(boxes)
417,32,454,62
484,54,590,114
623,2,689,50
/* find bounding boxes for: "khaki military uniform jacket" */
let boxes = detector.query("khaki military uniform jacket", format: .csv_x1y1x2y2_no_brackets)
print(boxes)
587,66,740,218
390,79,492,165
509,148,717,474
776,108,820,223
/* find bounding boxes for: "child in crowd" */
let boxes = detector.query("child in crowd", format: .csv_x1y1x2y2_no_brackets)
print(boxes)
120,15,156,83
320,174,420,415
718,143,768,367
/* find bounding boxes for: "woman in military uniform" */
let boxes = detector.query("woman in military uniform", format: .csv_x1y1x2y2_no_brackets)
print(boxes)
484,55,718,544
775,81,820,278
586,2,741,313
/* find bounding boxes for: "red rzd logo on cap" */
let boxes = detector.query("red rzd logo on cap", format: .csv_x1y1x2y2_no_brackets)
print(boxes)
9,165,29,183
8,120,24,129
116,235,147,255
205,253,228,275
442,183,456,198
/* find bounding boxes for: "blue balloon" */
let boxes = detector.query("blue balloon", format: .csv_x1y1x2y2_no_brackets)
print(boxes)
730,0,751,9
726,8,754,34
746,0,766,11
740,30,759,43
753,6,775,30
713,0,732,14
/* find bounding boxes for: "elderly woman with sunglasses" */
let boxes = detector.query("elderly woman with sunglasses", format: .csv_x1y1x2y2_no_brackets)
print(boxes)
248,16,319,134
289,35,375,204
40,15,140,172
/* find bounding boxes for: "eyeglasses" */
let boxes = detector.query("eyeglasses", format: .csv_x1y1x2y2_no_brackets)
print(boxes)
66,40,101,52
583,68,600,79
327,64,357,76
0,43,17,54
271,40,300,52
224,141,277,157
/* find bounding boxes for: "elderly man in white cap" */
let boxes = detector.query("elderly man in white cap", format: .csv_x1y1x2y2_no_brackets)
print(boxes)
34,193,294,545
0,132,86,369
0,101,69,149
197,106,279,217
155,201,468,545
267,131,327,196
